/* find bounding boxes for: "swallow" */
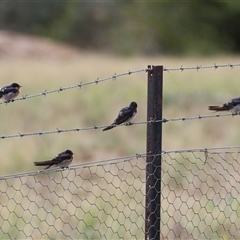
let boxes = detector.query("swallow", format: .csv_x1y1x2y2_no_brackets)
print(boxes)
0,83,22,102
34,150,74,170
103,101,138,131
208,97,240,114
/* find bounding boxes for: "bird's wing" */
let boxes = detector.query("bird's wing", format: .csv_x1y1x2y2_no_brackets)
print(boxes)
228,97,240,107
52,152,72,163
114,107,134,125
0,87,18,95
0,87,7,96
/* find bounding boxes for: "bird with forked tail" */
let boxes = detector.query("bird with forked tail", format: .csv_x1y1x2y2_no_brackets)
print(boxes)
103,101,138,131
34,150,74,170
208,97,240,114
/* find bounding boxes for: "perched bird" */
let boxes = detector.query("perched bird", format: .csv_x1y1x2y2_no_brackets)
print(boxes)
103,101,138,131
0,83,22,102
208,97,240,114
34,150,74,170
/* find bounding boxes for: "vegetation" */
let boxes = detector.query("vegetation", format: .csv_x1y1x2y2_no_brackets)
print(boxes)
0,52,240,238
1,3,239,236
0,54,239,174
0,2,240,55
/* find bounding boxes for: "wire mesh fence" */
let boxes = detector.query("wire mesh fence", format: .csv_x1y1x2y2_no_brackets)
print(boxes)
0,155,146,239
161,148,240,239
1,149,240,239
1,63,240,239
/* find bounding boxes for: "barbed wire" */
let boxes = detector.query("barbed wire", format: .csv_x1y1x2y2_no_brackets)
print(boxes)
1,63,240,106
0,68,148,105
0,112,238,140
163,62,240,72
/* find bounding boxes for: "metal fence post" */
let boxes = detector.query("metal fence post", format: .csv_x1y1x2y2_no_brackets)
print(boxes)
145,65,163,240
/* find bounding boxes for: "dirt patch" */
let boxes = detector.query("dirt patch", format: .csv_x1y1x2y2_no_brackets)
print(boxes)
0,30,82,60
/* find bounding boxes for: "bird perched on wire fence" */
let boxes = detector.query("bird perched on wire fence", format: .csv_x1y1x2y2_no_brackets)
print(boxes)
0,83,22,103
208,97,240,114
103,101,138,131
34,150,74,170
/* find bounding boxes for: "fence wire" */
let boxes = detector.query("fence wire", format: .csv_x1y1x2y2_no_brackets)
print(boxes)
0,154,146,239
163,62,240,72
1,62,240,106
1,63,240,239
0,112,238,140
0,148,239,239
0,68,147,106
161,148,240,239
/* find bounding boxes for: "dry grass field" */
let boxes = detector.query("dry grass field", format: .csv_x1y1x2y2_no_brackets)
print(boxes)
1,35,240,238
0,52,239,175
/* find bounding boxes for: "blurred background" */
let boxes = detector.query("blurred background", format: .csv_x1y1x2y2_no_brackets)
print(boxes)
0,1,240,174
1,1,240,56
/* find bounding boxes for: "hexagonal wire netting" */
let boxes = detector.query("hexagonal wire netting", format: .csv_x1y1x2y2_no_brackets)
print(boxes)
0,148,240,239
161,148,240,239
1,63,240,239
0,155,146,239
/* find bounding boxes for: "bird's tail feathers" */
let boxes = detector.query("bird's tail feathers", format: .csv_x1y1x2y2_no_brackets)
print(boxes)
34,160,52,166
208,105,230,111
102,124,116,131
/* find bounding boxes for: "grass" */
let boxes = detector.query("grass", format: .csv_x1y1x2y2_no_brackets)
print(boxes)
0,54,239,174
0,53,240,239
